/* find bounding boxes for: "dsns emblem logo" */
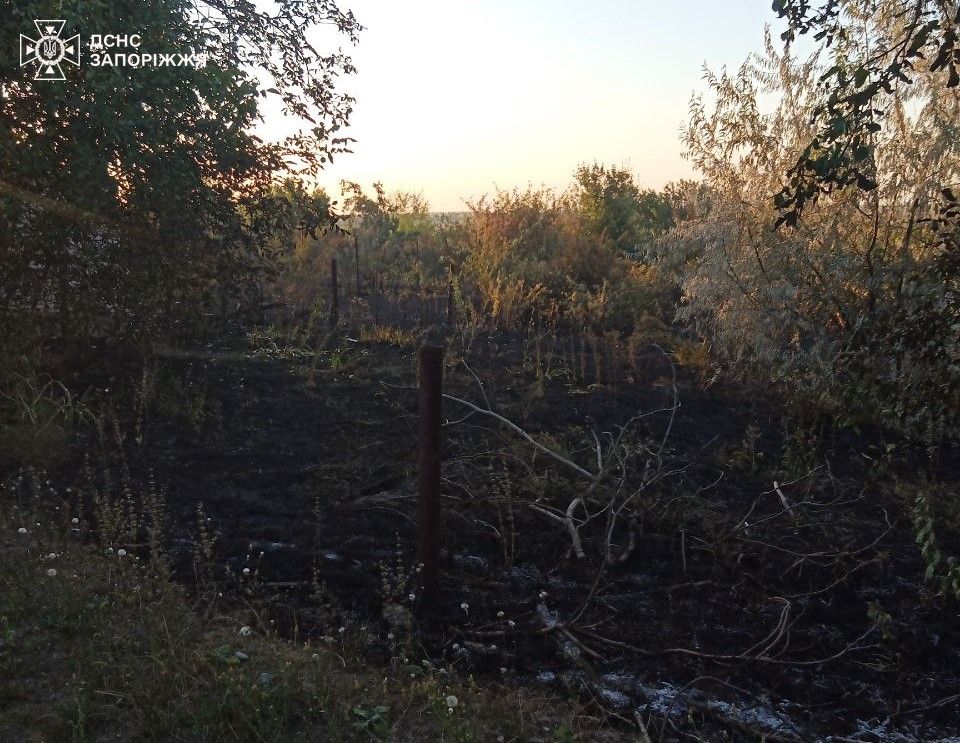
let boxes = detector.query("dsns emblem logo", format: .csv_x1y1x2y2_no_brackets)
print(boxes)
20,20,80,81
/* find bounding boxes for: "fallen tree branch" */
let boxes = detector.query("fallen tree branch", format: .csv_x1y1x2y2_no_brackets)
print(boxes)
575,624,878,667
442,392,596,481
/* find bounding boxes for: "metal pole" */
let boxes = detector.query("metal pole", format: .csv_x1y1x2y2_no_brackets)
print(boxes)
329,256,339,328
353,234,361,297
417,344,443,598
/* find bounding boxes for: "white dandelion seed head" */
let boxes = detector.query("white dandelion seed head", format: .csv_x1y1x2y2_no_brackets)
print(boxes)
239,626,253,637
445,694,459,709
117,549,127,557
71,517,79,525
46,568,57,577
47,552,58,560
242,567,250,575
496,610,505,618
17,527,27,534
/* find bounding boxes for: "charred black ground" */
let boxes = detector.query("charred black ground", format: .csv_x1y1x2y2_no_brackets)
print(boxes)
56,329,960,743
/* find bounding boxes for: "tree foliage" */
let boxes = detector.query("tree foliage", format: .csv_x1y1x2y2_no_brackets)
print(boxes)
677,25,960,445
0,0,360,349
573,163,673,257
773,0,960,225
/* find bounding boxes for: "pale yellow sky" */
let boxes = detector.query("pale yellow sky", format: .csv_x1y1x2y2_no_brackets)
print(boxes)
258,0,779,211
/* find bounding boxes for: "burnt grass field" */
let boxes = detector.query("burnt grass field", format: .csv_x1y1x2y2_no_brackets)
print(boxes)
62,322,960,743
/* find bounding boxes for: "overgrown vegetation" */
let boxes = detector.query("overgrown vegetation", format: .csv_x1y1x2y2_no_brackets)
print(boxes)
675,22,960,449
2,0,960,741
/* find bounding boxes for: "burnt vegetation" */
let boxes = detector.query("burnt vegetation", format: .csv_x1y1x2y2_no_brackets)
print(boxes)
2,1,960,742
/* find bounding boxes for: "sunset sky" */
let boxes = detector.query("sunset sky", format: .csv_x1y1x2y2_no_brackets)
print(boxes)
262,0,783,211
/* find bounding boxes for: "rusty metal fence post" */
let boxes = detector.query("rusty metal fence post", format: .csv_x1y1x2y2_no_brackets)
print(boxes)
417,344,443,598
329,256,339,328
353,234,361,297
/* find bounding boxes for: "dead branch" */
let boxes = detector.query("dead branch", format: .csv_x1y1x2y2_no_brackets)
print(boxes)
576,624,878,667
442,392,597,481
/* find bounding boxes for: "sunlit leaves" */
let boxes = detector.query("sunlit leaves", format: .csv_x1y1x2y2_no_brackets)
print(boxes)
772,1,960,225
680,22,960,443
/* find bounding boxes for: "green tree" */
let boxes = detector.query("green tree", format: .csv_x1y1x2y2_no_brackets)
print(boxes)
573,163,673,257
0,0,360,350
677,26,960,444
772,0,960,226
